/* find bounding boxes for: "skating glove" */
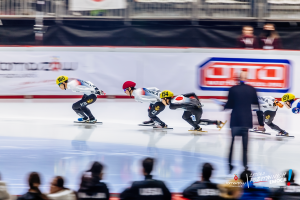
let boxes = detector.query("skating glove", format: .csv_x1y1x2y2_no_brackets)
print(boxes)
95,89,106,95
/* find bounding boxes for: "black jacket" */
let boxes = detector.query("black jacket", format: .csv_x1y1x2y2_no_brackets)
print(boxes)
120,175,171,200
169,93,201,110
17,192,45,200
271,183,300,200
183,181,221,200
78,175,109,200
224,82,259,128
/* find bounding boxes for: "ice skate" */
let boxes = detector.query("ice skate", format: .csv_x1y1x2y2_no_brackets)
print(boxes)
153,122,173,129
189,127,207,133
88,119,97,124
249,127,271,135
74,118,102,124
217,120,227,131
139,119,155,126
276,130,293,137
77,118,89,122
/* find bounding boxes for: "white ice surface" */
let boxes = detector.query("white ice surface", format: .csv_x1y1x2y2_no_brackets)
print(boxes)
0,99,299,193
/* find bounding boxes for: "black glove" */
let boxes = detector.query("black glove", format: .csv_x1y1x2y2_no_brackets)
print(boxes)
95,89,105,95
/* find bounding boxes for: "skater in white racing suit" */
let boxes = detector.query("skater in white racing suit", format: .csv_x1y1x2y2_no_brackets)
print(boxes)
253,96,287,136
122,81,167,128
159,90,224,131
56,75,105,123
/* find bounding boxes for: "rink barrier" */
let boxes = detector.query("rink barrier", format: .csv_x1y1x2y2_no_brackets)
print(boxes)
0,95,283,101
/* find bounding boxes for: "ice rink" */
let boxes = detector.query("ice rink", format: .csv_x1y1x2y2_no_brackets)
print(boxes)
0,98,299,195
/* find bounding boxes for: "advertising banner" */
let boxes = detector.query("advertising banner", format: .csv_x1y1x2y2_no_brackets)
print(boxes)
69,0,126,11
0,47,297,98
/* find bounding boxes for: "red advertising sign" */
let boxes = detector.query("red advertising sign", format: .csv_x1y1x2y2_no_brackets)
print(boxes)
198,58,291,92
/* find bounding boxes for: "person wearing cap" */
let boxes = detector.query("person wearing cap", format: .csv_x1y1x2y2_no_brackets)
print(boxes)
120,157,171,200
225,70,259,173
183,163,221,200
78,162,110,200
47,176,76,200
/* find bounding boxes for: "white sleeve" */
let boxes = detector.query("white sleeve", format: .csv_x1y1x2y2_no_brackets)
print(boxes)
68,80,96,94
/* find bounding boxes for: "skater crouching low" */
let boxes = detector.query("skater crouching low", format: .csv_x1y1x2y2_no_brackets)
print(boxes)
122,81,168,128
160,90,225,132
252,96,288,136
56,76,105,123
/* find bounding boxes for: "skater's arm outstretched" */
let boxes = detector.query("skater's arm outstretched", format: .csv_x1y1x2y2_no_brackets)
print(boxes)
182,93,199,101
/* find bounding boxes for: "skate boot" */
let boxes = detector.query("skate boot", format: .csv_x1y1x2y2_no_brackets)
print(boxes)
154,122,168,128
277,130,289,136
143,118,155,126
88,118,97,124
78,118,89,122
253,126,266,133
190,126,202,131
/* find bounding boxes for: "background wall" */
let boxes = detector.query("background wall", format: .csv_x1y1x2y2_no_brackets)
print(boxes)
0,47,296,99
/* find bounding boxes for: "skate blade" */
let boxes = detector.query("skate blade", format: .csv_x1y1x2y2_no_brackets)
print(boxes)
276,135,294,137
153,127,173,129
249,130,271,135
188,130,208,132
139,124,155,127
74,121,102,124
218,120,227,131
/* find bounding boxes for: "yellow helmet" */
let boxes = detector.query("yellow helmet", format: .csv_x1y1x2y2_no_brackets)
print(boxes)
282,93,295,102
160,90,174,99
56,75,68,85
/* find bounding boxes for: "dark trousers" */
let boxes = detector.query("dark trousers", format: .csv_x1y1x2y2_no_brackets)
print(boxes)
72,94,97,120
256,110,283,132
182,107,218,129
229,127,249,168
148,102,165,125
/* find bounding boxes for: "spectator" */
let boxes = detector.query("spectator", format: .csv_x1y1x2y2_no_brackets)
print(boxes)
271,170,300,200
0,173,10,200
47,176,76,200
78,162,109,200
236,25,259,49
183,163,221,200
120,157,171,200
259,23,282,49
225,70,259,173
239,170,270,200
17,172,48,200
218,179,243,200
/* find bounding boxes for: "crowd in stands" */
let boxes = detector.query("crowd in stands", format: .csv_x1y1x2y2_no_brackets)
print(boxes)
0,158,298,200
237,23,282,49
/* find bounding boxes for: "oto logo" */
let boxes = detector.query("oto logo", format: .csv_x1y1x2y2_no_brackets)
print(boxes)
198,58,291,93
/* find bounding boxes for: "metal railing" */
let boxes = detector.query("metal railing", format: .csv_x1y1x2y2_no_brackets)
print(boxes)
0,0,300,20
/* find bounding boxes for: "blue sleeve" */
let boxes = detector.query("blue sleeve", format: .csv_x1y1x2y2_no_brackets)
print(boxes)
292,102,300,114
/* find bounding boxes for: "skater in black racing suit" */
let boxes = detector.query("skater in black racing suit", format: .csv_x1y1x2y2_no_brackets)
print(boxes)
160,91,224,131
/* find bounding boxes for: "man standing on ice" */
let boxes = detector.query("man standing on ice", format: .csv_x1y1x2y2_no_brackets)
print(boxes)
122,81,168,128
56,75,105,123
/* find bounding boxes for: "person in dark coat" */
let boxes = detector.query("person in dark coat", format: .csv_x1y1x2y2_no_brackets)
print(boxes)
17,172,48,200
78,162,110,200
120,157,171,200
271,170,300,200
183,163,221,200
224,70,259,173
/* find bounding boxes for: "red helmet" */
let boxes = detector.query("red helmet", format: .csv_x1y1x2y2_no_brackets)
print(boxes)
123,81,136,90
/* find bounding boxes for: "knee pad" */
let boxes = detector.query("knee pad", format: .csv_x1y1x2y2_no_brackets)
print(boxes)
72,103,79,111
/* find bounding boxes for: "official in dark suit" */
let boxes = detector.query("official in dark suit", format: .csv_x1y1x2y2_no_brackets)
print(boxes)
224,70,259,173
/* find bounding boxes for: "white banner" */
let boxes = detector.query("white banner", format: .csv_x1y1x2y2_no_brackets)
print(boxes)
0,47,298,98
69,0,126,11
